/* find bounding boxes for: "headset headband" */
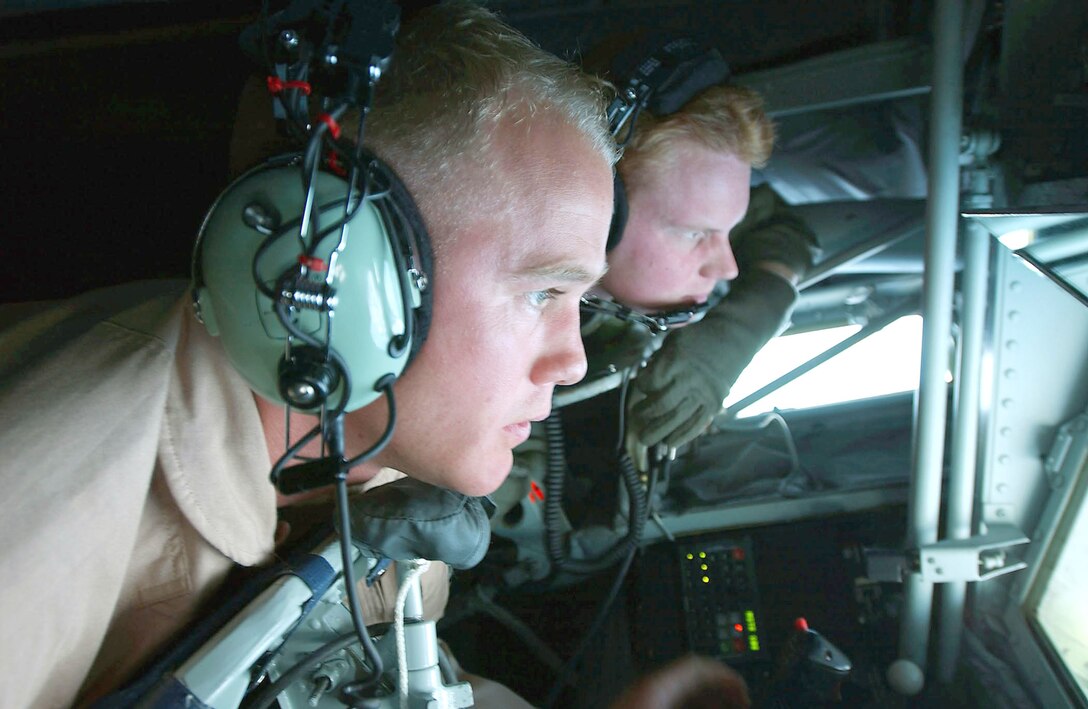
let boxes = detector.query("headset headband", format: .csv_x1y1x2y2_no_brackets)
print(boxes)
606,36,731,141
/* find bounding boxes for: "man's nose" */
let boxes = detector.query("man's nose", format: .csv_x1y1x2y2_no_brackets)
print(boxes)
533,310,589,387
701,236,740,281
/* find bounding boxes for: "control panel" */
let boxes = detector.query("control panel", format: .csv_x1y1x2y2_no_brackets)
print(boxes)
677,536,764,662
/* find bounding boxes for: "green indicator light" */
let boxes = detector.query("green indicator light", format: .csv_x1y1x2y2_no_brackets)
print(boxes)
686,553,694,560
698,551,707,559
745,610,757,632
749,635,760,652
700,563,708,571
702,576,710,583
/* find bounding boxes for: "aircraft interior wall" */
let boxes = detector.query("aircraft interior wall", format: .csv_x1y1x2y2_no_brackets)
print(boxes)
2,0,1088,707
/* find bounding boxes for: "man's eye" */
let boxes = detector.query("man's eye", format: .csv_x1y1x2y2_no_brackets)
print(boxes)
683,230,706,240
526,289,562,308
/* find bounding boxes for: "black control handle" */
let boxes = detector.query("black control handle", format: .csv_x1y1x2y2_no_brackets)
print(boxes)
764,618,852,708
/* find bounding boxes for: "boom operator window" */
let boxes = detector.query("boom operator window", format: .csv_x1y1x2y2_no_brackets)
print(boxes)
724,314,925,418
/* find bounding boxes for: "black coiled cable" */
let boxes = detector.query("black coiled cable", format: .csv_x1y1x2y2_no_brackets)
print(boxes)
542,411,648,577
543,411,570,569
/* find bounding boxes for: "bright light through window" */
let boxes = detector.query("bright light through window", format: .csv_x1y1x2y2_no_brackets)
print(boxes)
724,315,925,417
1031,481,1088,699
999,228,1035,251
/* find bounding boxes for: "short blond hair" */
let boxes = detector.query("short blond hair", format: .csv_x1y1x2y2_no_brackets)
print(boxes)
365,1,617,243
618,84,774,194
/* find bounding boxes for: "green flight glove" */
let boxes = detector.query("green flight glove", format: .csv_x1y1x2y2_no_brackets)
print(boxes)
627,187,820,449
730,185,820,279
628,269,799,448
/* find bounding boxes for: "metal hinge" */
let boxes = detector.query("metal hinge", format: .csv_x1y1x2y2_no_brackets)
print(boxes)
863,523,1029,584
916,524,1029,583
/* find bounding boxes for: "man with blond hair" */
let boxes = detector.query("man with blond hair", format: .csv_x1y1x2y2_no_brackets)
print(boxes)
599,80,820,451
499,79,819,529
466,57,818,709
0,2,621,705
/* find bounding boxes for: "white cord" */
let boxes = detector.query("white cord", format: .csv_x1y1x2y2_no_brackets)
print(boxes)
394,559,430,709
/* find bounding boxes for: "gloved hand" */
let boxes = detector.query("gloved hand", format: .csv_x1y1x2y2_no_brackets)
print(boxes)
730,185,821,280
627,268,798,448
340,477,493,569
627,188,818,450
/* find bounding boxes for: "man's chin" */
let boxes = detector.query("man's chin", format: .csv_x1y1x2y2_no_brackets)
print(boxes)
446,451,514,498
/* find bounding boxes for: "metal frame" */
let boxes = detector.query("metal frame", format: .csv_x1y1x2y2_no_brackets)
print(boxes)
735,37,931,118
640,486,910,544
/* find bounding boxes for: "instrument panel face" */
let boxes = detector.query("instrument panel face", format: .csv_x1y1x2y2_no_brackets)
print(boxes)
677,536,765,662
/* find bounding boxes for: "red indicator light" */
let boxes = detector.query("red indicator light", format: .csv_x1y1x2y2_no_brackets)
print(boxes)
794,617,809,632
528,480,545,503
734,623,744,633
732,547,745,561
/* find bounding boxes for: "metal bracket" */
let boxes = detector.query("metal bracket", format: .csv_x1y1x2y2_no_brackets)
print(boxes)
862,523,1030,584
917,524,1030,583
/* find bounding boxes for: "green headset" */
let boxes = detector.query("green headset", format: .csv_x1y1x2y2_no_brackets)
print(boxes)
187,5,449,692
191,0,432,419
191,151,432,415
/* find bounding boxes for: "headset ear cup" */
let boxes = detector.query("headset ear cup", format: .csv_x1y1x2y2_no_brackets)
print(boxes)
194,155,433,413
607,172,629,252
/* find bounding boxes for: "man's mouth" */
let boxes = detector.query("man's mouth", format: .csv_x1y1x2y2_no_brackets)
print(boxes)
503,421,532,444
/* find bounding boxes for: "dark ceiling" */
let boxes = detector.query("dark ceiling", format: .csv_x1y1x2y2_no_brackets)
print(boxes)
0,1,928,303
2,1,1085,304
